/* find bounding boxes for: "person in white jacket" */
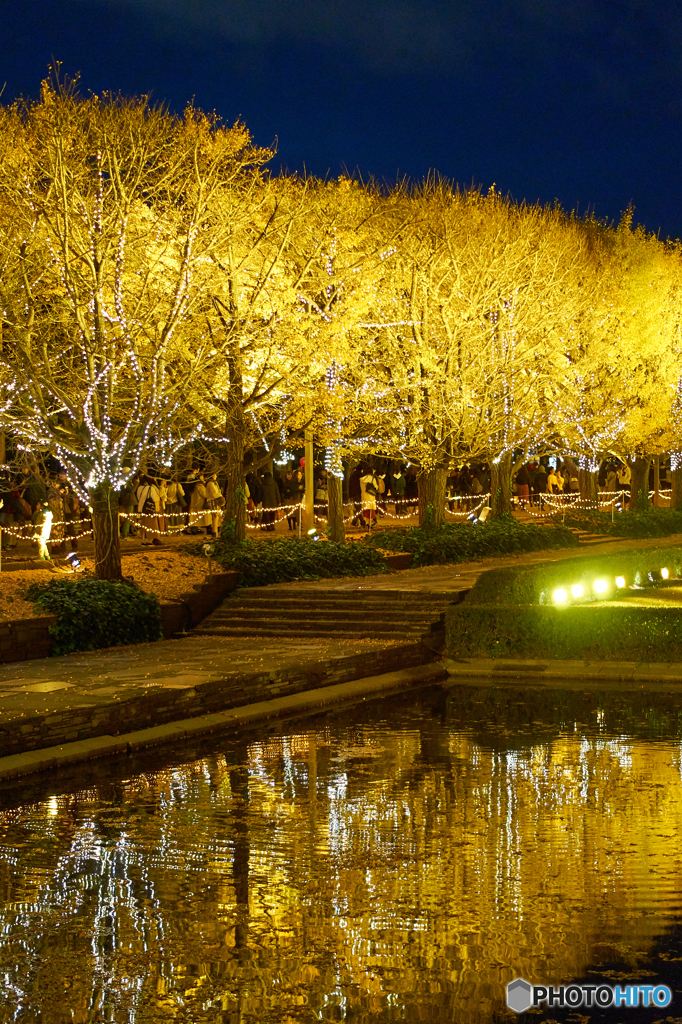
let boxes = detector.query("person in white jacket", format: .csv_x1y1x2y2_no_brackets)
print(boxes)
205,472,223,536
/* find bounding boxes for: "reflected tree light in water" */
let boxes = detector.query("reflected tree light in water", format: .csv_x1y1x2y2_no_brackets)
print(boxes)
0,690,681,1020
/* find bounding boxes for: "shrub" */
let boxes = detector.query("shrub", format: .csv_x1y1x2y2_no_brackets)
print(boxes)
365,514,578,567
466,543,682,606
564,507,682,539
210,537,389,587
26,577,163,656
446,602,682,661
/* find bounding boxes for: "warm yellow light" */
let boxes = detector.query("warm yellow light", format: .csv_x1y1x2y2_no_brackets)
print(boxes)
553,588,568,604
593,579,608,594
615,576,626,588
571,584,584,598
661,567,670,579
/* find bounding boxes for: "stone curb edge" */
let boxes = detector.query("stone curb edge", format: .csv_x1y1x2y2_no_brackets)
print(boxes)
0,663,448,783
443,657,682,686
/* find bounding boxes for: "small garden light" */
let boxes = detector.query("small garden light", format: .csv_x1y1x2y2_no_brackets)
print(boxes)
593,579,608,594
661,567,670,579
571,584,584,598
553,588,568,604
615,576,627,588
66,552,82,571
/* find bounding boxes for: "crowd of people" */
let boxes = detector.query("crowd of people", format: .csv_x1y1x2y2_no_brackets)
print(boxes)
0,455,671,559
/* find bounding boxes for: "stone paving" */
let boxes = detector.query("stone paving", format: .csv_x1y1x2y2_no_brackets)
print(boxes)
0,633,430,758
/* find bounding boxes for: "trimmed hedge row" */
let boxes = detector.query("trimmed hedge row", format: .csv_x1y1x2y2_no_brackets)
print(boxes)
365,514,578,567
446,602,682,661
465,544,682,607
210,537,389,587
564,507,682,539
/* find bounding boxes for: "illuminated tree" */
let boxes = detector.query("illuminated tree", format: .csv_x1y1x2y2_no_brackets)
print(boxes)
342,184,593,523
0,75,265,578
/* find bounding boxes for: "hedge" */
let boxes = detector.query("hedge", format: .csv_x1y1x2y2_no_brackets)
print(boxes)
26,577,163,656
446,602,682,661
365,514,578,567
465,544,682,607
209,537,389,587
564,507,682,539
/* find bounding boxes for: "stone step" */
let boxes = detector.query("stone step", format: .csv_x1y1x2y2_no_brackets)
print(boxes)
233,588,460,604
191,625,432,640
207,607,444,624
200,616,443,634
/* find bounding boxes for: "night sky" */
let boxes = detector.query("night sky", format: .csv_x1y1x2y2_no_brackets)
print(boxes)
5,0,682,238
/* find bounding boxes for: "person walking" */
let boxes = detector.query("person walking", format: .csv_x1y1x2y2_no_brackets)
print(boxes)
390,465,406,514
189,472,208,535
359,465,379,529
260,471,280,532
136,475,162,544
31,500,53,561
205,472,223,536
166,478,185,531
515,464,530,506
281,471,297,530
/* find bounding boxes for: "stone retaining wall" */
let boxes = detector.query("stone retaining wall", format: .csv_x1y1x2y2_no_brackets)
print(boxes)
0,616,57,663
0,641,435,757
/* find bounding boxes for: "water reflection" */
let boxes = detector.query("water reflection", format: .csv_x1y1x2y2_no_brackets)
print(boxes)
0,684,682,1022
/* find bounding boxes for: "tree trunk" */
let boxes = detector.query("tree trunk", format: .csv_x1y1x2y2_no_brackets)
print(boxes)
327,474,345,543
223,426,246,544
89,482,122,581
628,457,651,511
490,452,513,516
671,464,682,510
653,456,660,507
578,468,598,503
417,468,447,529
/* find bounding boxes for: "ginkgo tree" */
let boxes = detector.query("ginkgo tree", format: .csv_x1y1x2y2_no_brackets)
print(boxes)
0,75,267,578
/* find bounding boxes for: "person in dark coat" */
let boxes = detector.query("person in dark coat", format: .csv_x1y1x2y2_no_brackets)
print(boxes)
281,471,298,530
261,472,280,531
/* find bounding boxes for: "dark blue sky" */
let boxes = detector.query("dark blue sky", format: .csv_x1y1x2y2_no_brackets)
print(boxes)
5,0,682,238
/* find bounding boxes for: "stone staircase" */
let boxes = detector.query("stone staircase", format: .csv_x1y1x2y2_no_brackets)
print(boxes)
191,588,463,643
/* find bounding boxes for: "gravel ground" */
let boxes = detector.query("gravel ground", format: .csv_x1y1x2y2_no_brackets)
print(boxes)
0,550,213,621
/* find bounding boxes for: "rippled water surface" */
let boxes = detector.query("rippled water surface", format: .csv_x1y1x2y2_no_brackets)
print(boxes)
2,684,682,1023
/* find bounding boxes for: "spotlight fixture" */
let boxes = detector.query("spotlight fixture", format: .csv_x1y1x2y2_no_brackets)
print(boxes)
593,579,608,594
615,576,626,588
553,588,568,604
571,584,584,598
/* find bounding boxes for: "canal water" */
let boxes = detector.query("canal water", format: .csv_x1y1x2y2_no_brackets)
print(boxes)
1,683,682,1023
